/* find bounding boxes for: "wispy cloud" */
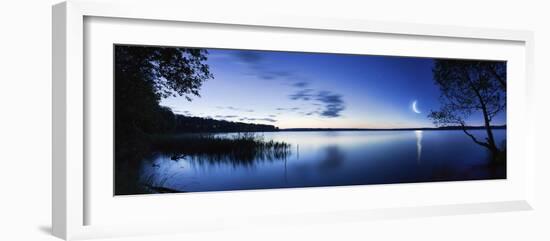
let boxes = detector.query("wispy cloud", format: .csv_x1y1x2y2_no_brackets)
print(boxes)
214,115,238,119
292,81,309,88
232,51,292,81
288,85,346,118
216,106,254,112
289,88,314,101
315,91,345,117
223,50,347,118
276,107,300,112
234,51,263,64
299,111,320,116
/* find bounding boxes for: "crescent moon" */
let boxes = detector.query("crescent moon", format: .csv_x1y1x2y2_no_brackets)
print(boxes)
412,100,421,114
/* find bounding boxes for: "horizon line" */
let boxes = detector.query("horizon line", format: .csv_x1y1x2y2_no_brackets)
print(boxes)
279,125,507,131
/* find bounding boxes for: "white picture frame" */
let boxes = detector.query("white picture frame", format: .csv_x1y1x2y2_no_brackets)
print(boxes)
52,0,535,240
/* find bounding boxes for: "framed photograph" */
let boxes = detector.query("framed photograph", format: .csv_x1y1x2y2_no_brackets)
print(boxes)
53,0,535,240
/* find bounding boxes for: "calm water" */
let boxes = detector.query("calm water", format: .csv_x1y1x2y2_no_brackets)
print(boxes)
138,130,506,193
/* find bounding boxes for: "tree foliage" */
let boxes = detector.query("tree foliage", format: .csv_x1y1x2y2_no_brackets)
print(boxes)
114,45,213,194
115,45,213,134
428,59,506,159
116,45,213,99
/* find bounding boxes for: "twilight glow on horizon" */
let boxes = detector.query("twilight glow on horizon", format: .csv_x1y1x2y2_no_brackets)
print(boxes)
160,49,507,129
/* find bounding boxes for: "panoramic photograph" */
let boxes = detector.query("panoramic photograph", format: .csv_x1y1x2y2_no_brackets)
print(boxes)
114,44,507,195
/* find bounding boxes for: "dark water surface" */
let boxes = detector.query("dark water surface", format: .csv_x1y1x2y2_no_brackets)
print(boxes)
138,130,506,193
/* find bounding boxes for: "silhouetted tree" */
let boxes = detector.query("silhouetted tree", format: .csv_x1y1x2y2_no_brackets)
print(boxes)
114,45,213,194
484,62,506,91
115,45,213,134
428,60,506,161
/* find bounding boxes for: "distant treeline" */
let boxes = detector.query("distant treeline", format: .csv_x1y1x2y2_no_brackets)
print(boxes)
143,105,276,133
169,114,279,133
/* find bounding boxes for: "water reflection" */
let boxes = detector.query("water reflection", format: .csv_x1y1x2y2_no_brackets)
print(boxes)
136,130,506,193
284,156,288,184
415,130,423,163
319,146,345,171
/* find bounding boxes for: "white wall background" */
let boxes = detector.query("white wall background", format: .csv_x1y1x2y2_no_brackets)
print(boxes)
0,0,548,240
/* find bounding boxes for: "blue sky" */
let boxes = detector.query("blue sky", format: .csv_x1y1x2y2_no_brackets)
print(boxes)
160,49,506,129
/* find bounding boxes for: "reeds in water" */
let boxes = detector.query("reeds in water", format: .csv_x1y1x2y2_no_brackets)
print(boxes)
151,133,292,165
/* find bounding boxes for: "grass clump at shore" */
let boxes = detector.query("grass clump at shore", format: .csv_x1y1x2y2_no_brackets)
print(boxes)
151,133,292,164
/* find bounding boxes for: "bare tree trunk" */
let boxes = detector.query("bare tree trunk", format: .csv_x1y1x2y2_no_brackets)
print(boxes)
467,72,500,161
480,102,499,161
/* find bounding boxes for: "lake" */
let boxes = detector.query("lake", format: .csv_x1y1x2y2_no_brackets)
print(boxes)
138,129,506,193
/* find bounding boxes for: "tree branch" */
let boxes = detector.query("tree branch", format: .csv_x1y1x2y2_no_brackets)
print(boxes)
489,65,506,91
460,123,491,149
